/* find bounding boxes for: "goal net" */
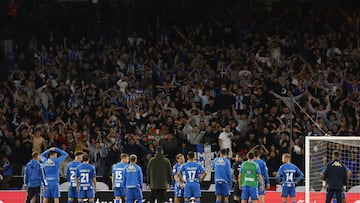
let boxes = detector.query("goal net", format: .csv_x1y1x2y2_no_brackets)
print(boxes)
305,136,360,203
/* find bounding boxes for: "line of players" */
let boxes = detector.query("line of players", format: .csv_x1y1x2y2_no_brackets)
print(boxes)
25,146,350,203
68,152,143,203
111,148,304,203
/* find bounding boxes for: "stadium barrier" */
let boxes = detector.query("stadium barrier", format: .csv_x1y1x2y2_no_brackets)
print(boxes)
1,190,360,203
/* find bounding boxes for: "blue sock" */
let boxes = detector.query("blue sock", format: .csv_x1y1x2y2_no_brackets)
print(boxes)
67,201,73,203
216,201,221,203
115,200,120,203
196,201,200,203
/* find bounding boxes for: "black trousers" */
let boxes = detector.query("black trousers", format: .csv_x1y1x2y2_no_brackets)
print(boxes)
150,189,167,203
26,186,40,203
325,189,342,203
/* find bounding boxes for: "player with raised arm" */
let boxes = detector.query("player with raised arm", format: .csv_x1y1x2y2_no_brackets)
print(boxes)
112,153,129,203
232,153,243,203
41,147,68,203
177,151,207,203
65,151,83,203
253,150,270,203
212,149,232,203
122,154,143,203
238,151,263,203
76,153,96,203
173,154,185,203
276,153,304,203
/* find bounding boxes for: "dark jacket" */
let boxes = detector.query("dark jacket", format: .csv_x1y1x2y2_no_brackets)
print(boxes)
322,160,347,190
146,154,172,190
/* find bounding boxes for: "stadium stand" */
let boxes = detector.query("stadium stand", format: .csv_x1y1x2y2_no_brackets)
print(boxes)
0,0,359,191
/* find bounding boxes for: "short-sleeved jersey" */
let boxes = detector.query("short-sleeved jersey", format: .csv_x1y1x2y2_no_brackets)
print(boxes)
240,161,261,187
173,163,185,185
76,163,96,190
173,163,182,176
179,161,205,183
66,161,82,188
212,157,232,184
276,163,304,187
254,159,270,185
112,162,128,188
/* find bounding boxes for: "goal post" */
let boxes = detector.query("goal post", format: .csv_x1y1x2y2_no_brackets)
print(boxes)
305,136,360,203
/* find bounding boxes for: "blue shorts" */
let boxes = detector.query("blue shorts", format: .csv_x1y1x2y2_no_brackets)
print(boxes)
184,183,201,199
241,186,258,200
78,188,95,199
281,185,296,197
114,187,126,197
68,187,78,198
215,182,230,196
126,187,142,203
44,183,60,199
174,184,184,198
331,191,346,199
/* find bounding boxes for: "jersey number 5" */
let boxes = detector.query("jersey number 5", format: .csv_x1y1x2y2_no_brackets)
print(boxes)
115,170,123,180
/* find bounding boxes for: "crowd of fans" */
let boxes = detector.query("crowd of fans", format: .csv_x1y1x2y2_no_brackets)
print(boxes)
0,0,359,189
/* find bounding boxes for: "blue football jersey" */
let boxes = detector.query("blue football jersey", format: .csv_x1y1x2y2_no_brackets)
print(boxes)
76,163,96,190
254,159,270,185
276,163,304,186
212,157,232,184
173,163,182,176
66,161,82,187
41,148,68,183
179,161,205,183
112,162,128,188
122,163,143,189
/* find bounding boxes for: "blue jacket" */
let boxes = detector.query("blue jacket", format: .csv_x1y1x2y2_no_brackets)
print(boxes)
24,159,47,187
212,157,232,185
122,163,143,189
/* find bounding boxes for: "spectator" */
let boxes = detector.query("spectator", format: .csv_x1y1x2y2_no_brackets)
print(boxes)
218,125,234,158
0,154,12,189
32,127,47,153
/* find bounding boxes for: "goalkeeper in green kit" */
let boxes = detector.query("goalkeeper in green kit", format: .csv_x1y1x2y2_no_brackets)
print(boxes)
238,151,263,203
